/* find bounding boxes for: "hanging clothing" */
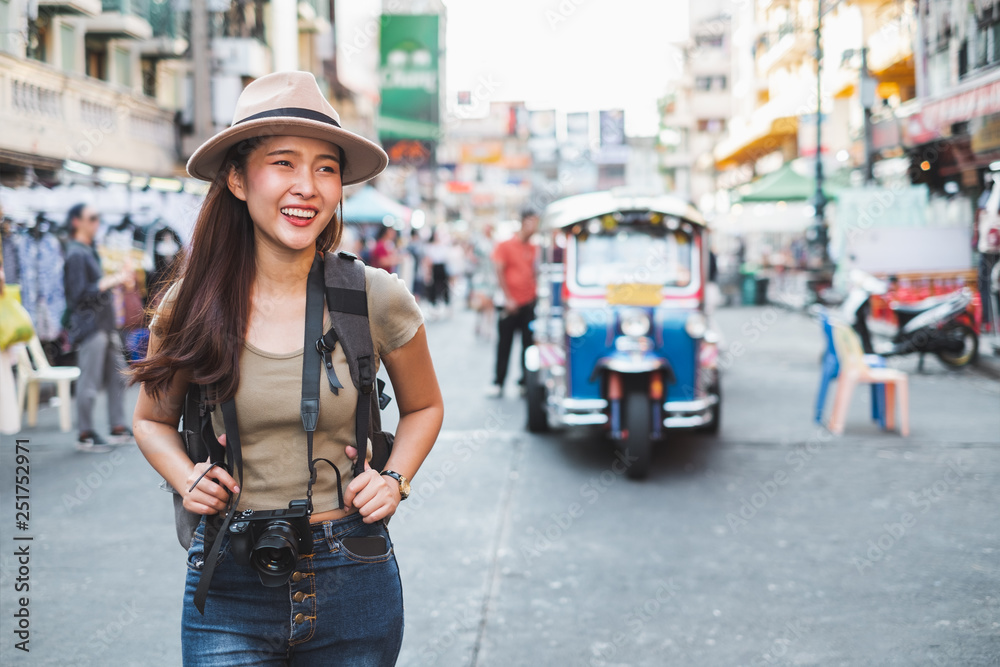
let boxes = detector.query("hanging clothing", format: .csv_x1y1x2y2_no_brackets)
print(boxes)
15,232,66,342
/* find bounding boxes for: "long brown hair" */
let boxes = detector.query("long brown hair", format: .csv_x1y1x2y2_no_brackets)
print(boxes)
130,139,344,402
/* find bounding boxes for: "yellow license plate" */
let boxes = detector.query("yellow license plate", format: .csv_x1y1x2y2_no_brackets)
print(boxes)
606,283,663,306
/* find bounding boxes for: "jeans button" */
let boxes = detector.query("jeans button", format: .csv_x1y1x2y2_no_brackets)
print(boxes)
294,613,305,624
291,572,303,582
293,592,305,603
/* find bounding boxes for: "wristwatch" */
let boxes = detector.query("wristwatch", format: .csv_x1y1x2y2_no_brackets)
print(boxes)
380,470,410,500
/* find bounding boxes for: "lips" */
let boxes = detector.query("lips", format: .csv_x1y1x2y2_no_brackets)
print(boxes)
280,206,319,226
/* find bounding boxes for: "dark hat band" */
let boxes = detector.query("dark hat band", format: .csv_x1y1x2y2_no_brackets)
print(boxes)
235,107,342,128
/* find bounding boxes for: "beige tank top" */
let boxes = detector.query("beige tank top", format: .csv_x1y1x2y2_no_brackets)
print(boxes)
202,266,423,513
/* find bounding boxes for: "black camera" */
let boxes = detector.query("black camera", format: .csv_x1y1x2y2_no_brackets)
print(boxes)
227,499,313,587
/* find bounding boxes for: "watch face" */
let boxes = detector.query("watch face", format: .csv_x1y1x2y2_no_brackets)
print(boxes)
400,478,411,498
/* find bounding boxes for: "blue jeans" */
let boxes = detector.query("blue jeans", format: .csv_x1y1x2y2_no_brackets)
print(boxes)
182,514,404,666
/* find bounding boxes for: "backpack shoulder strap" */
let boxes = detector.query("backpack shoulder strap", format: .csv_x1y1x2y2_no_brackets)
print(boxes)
323,251,374,391
324,251,376,478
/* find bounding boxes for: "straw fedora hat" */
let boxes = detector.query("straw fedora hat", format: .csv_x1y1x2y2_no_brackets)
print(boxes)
186,71,388,186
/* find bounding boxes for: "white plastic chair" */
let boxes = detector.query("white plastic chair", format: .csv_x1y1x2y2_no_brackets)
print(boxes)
828,323,909,437
15,336,80,432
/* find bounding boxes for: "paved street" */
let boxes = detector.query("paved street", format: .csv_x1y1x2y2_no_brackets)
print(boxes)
1,304,998,666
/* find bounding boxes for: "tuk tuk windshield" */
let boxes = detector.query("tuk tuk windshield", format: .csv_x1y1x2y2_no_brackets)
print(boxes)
574,227,693,287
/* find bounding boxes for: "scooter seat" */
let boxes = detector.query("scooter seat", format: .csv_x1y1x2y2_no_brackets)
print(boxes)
890,293,958,315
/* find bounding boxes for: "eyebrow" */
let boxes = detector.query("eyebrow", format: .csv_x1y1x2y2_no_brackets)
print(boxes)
265,149,340,163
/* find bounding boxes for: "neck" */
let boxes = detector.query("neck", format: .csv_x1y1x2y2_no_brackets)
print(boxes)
73,231,93,245
254,244,316,297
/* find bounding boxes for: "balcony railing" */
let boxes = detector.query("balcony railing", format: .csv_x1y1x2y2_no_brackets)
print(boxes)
758,21,812,74
0,53,177,175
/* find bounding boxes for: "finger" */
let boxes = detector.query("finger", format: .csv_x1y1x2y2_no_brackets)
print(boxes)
357,496,395,523
205,466,240,494
218,434,227,448
192,477,230,507
345,471,380,510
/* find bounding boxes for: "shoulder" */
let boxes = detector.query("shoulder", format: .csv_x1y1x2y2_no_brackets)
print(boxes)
63,241,86,260
363,266,424,356
364,265,413,303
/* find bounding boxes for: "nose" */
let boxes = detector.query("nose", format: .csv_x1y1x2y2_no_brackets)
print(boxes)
291,168,317,199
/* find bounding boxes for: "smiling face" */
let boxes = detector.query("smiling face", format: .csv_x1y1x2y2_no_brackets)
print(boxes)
226,135,343,254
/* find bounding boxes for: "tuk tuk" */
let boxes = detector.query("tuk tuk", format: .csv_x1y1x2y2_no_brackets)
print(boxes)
524,191,721,479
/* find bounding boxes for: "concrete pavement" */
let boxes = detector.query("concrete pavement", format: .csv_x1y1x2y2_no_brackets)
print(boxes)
1,303,998,666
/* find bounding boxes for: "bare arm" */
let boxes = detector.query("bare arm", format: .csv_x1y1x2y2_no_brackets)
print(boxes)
132,332,239,515
493,248,516,314
344,325,444,522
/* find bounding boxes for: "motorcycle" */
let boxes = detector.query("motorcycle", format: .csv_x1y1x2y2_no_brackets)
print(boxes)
840,269,979,369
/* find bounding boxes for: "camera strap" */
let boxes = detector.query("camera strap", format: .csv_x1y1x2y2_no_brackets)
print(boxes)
194,254,329,614
302,254,325,513
193,397,243,614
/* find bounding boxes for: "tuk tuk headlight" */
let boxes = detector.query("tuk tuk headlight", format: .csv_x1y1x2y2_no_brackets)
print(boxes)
685,312,707,339
565,311,588,338
620,309,651,337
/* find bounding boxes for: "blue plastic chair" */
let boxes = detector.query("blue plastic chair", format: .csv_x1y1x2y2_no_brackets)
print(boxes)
815,313,886,427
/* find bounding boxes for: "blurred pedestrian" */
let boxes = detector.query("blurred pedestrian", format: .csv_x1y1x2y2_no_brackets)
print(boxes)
370,225,399,273
63,203,135,452
488,210,539,397
424,227,451,318
407,229,426,301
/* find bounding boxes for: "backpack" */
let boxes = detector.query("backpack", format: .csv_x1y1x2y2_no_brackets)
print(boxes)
164,251,394,550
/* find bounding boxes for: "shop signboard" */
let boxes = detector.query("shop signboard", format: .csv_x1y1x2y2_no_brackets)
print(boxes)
971,112,1000,154
528,109,558,165
379,14,440,154
922,74,1000,132
566,111,590,150
834,185,973,273
596,109,628,164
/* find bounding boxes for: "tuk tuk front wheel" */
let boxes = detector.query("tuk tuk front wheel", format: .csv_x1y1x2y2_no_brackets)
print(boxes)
623,390,653,480
525,369,549,433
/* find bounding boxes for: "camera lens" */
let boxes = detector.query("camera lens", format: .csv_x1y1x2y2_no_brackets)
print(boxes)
250,521,300,586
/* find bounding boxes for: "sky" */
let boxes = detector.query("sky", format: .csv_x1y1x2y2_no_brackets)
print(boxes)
441,0,690,137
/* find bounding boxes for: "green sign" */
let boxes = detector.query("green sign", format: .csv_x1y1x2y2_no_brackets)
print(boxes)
379,14,440,146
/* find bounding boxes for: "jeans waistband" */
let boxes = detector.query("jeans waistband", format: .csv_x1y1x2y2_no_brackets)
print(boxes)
309,512,365,542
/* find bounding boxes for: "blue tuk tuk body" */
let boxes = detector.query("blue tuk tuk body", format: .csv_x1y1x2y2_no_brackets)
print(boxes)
524,192,721,478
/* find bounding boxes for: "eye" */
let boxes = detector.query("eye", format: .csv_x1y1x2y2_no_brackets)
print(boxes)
319,164,339,173
273,160,292,167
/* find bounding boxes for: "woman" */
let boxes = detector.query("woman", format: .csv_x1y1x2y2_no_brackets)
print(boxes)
131,72,443,665
369,225,399,274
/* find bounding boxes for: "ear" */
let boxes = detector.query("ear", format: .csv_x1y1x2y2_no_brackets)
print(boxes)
227,167,247,202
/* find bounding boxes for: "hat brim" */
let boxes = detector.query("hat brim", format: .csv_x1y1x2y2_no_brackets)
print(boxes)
186,117,389,186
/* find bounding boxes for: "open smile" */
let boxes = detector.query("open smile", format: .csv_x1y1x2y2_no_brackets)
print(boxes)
280,207,319,226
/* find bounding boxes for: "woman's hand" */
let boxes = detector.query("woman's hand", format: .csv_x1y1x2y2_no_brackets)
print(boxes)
182,434,240,515
343,445,400,523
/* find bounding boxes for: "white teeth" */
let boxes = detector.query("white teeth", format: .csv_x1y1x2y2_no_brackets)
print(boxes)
280,208,317,219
